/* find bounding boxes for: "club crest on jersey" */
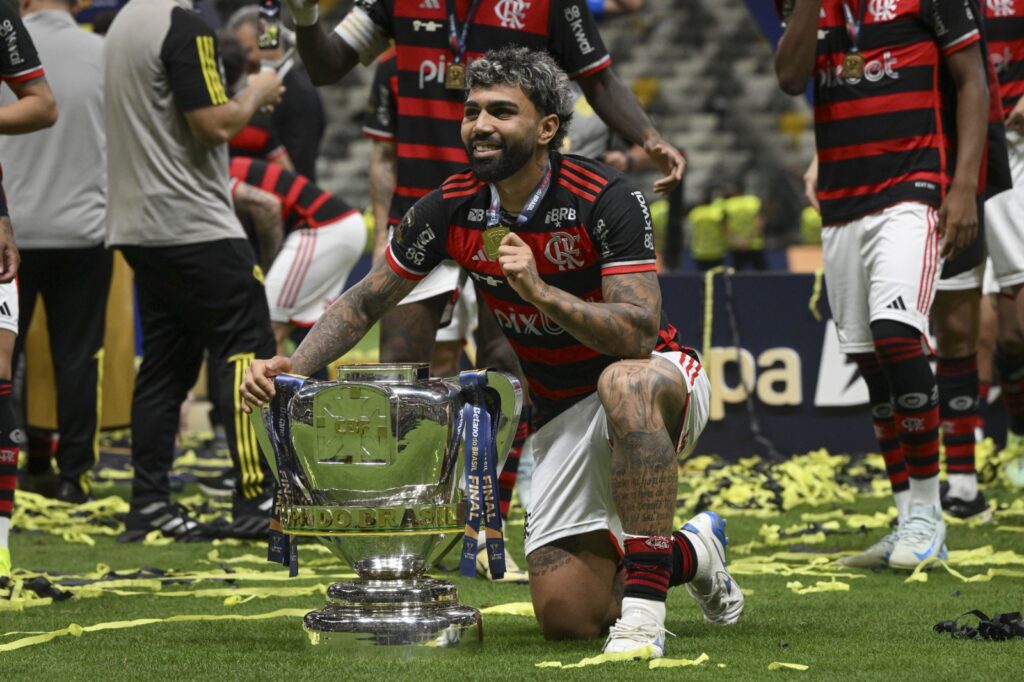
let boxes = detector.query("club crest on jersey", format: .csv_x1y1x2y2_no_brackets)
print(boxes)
544,232,584,271
495,0,530,29
988,0,1015,17
869,0,899,21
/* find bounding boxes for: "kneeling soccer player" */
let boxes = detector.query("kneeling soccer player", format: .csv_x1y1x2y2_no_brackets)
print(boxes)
241,46,743,658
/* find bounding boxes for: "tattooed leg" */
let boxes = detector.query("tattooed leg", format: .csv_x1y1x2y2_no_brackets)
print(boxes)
378,294,448,364
526,531,622,640
598,357,686,537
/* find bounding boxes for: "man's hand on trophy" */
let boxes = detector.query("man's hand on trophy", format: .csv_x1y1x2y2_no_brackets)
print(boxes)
239,355,293,412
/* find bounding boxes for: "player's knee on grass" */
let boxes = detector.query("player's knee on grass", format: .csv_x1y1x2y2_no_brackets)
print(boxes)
527,534,620,640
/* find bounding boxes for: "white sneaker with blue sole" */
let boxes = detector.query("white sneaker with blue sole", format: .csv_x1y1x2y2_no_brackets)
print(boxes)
603,597,669,659
680,511,744,624
888,503,948,571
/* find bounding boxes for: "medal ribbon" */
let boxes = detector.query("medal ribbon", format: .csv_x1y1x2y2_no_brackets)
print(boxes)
446,0,483,66
486,160,554,230
841,0,867,54
459,370,505,578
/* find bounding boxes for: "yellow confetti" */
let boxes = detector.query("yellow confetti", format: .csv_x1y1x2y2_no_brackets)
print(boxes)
535,646,655,668
649,653,709,669
786,579,850,595
769,662,809,671
0,609,310,652
479,602,534,617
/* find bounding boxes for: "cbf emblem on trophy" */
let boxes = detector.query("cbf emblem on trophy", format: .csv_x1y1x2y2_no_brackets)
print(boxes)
250,364,522,650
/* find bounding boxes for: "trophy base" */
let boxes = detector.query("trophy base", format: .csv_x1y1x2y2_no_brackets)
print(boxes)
303,578,482,651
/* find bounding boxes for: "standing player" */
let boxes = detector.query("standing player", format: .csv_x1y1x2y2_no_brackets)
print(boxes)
983,0,1024,463
229,157,367,355
775,0,990,569
0,2,57,579
287,0,684,374
242,47,741,659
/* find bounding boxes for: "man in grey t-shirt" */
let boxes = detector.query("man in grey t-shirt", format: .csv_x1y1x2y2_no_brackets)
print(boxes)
105,0,284,541
0,0,108,506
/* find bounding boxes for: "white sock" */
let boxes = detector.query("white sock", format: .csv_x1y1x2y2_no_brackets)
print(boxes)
894,490,911,524
946,473,979,502
619,596,666,625
0,516,9,547
679,527,712,588
908,476,941,509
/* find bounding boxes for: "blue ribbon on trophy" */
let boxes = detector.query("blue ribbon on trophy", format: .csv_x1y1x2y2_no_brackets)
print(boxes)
264,374,308,576
458,370,505,578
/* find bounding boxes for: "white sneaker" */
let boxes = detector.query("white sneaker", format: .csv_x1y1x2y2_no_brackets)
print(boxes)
836,530,900,568
603,599,668,659
680,511,744,624
888,504,948,571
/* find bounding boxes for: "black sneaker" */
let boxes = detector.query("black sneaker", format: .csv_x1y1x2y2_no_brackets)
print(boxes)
942,489,993,523
197,471,236,499
118,501,217,542
224,491,273,540
56,480,91,505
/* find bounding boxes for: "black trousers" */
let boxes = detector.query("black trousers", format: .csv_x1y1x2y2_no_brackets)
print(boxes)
17,245,113,490
120,240,275,507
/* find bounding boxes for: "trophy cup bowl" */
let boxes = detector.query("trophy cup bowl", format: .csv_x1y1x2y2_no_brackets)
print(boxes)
251,363,522,651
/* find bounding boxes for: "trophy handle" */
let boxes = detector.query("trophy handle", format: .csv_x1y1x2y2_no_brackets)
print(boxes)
483,370,524,469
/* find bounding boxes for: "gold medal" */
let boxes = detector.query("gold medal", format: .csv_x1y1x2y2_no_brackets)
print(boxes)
483,227,510,260
445,62,466,90
843,53,865,79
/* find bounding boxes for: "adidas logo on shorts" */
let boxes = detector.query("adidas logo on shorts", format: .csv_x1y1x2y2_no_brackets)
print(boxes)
885,296,907,312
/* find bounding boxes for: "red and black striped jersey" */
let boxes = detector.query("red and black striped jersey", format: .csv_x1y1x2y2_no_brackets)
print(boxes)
983,0,1024,113
362,47,398,143
229,157,357,233
230,112,288,164
348,0,611,231
802,0,981,225
0,4,44,87
386,153,684,425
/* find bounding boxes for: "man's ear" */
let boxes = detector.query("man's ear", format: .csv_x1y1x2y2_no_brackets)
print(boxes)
537,113,560,147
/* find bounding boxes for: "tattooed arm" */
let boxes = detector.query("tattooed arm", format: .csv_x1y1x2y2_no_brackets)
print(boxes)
239,259,417,407
233,181,284,270
497,232,660,358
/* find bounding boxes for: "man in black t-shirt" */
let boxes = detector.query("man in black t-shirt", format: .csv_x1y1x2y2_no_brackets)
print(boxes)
242,47,742,660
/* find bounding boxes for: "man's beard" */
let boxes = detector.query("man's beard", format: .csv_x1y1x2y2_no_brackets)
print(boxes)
467,135,535,183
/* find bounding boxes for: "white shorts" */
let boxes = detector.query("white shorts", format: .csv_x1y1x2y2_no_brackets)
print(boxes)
436,279,477,343
522,351,711,557
822,202,941,354
265,212,366,326
983,258,1000,297
984,131,1024,292
399,261,461,305
0,280,17,334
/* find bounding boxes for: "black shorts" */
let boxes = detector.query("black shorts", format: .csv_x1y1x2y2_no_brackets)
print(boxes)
940,196,986,279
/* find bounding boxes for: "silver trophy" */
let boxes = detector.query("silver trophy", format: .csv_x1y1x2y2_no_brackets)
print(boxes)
250,363,522,650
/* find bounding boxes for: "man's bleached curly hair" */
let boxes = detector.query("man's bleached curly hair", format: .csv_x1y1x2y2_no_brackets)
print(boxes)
466,46,574,151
